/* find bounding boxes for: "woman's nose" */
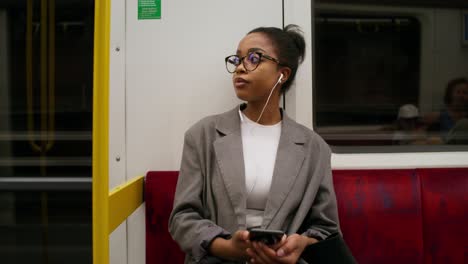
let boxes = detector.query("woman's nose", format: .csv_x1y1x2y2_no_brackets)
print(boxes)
235,61,247,74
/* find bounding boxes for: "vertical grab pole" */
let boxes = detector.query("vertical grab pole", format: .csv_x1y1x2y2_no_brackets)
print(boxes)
39,0,50,263
26,0,42,152
47,0,55,151
40,0,48,151
93,0,111,263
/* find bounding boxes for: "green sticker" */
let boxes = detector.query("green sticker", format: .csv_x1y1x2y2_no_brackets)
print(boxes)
138,0,161,20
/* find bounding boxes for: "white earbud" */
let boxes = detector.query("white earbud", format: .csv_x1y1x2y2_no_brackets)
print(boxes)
278,73,284,83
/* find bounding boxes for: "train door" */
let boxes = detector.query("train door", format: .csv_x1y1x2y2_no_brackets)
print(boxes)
0,0,94,263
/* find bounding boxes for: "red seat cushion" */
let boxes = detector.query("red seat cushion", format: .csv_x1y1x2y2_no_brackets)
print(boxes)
418,168,468,264
145,171,185,264
333,170,424,264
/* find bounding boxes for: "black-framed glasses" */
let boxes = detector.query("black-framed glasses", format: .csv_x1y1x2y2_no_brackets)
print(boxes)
224,52,280,73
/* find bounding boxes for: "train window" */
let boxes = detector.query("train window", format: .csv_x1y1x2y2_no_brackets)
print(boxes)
0,0,93,262
313,2,468,152
0,190,91,263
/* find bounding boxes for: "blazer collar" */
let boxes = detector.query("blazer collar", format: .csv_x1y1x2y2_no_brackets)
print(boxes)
213,104,306,229
215,103,306,144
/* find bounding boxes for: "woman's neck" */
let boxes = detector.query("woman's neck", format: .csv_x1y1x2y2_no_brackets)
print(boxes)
243,98,282,125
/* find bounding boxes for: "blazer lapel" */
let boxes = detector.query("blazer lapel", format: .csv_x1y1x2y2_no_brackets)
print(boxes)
263,113,306,228
213,107,247,228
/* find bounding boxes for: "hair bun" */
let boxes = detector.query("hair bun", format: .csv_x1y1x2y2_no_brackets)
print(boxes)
284,24,306,63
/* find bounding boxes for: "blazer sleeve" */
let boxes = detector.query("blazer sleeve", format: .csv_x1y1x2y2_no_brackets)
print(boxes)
169,131,231,263
301,146,340,240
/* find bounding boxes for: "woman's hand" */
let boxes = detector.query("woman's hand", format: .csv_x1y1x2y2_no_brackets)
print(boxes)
246,234,318,264
209,230,251,261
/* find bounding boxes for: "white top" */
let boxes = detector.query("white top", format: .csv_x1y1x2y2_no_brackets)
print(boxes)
239,110,282,228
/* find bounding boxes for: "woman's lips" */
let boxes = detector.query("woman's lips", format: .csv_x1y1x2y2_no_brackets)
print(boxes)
234,77,249,88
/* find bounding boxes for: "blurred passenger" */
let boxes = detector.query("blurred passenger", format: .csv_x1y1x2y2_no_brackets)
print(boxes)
393,104,427,145
424,78,468,140
446,118,468,144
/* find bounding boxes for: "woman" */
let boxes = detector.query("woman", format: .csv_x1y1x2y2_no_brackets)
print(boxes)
169,25,340,264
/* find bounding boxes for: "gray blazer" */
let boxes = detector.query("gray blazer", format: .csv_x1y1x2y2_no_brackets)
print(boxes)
169,105,340,264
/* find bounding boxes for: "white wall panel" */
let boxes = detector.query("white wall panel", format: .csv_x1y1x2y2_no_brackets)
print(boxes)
109,0,128,262
284,0,313,128
127,204,145,264
332,151,468,169
126,0,282,176
110,222,127,264
109,0,128,190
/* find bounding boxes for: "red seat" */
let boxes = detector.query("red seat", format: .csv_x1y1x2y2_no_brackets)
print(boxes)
145,168,468,264
145,171,185,264
333,170,423,264
418,168,468,264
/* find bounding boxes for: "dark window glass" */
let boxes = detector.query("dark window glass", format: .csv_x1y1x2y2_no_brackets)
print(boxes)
0,191,92,264
0,0,94,177
0,0,93,262
314,2,468,152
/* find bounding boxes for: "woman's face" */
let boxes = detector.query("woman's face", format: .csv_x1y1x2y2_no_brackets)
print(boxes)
232,33,283,103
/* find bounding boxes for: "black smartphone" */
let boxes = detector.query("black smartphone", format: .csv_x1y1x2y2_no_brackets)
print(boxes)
248,228,285,245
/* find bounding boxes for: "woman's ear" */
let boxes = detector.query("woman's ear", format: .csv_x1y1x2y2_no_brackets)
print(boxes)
279,67,292,83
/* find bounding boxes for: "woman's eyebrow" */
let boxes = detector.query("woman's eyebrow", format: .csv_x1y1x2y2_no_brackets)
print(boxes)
248,47,266,53
236,47,266,55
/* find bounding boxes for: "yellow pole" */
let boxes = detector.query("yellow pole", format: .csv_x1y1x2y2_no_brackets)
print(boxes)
47,0,55,151
40,0,48,150
26,0,42,152
40,1,50,262
93,0,111,263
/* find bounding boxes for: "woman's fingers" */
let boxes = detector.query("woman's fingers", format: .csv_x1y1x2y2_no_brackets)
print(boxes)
233,230,248,242
247,244,269,264
270,234,287,251
277,241,297,257
255,242,282,264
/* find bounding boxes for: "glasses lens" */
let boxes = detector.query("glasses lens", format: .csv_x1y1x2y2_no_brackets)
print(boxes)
244,52,261,71
226,56,239,73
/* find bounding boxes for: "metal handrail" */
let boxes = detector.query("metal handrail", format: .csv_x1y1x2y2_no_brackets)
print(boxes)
26,2,57,262
0,131,92,141
0,177,91,191
26,0,56,154
0,157,92,167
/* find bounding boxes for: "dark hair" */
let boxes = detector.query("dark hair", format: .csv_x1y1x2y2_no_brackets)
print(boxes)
444,77,468,105
248,24,306,92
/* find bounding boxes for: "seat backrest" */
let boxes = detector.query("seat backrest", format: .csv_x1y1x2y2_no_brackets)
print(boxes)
418,168,468,264
145,171,185,264
145,168,468,264
333,169,424,264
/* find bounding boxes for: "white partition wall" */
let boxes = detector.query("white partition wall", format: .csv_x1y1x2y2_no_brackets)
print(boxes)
283,0,314,129
109,0,128,262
